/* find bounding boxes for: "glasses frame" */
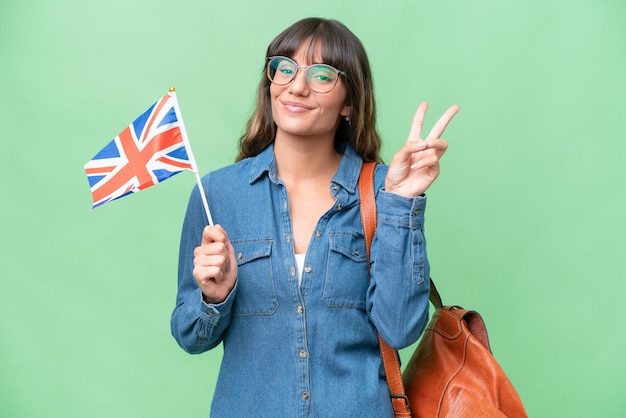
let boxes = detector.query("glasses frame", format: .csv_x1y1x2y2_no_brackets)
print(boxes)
266,56,346,94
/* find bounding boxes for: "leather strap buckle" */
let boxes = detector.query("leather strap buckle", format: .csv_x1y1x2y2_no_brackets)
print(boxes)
390,393,411,408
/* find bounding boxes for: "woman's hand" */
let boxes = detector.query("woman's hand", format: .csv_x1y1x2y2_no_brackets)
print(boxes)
193,225,238,304
385,102,459,197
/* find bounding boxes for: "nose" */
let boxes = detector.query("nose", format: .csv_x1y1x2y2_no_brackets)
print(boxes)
288,67,310,95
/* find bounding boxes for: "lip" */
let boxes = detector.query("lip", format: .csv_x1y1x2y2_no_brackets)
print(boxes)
280,100,313,113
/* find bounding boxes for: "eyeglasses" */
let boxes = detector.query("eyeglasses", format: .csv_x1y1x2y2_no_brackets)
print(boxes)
266,56,345,94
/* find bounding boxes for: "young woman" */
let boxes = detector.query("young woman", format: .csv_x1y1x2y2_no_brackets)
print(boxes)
171,17,459,417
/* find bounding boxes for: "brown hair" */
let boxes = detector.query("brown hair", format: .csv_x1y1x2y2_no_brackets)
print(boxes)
236,18,381,162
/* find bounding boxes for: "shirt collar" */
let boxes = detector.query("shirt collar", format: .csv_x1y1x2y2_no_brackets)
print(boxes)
248,142,363,194
248,143,277,184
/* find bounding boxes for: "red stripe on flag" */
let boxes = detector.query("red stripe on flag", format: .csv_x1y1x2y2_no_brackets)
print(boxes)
85,166,117,175
156,156,194,170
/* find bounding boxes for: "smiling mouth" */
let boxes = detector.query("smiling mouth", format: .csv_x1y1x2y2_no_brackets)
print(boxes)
281,100,312,112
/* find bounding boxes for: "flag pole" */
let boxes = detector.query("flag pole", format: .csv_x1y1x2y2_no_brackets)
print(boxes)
168,87,214,226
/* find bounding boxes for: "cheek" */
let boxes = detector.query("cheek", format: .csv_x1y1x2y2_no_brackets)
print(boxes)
268,87,280,119
321,87,348,115
269,84,286,109
320,97,348,117
269,83,279,98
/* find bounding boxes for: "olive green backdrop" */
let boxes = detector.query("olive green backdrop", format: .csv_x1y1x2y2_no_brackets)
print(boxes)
1,0,624,417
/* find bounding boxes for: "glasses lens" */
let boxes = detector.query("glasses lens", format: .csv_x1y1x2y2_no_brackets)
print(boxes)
306,64,339,93
268,57,297,85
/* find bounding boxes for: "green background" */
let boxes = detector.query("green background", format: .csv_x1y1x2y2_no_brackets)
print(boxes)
1,0,624,416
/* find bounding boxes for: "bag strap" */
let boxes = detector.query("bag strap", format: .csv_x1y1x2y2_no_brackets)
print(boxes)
358,161,411,418
429,277,443,309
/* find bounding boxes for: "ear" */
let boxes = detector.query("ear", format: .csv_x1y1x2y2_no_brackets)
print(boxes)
340,104,351,118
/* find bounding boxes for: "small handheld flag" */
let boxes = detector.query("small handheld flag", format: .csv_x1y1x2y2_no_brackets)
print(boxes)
84,88,213,225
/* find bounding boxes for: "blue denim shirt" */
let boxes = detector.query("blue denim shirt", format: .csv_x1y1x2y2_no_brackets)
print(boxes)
171,143,431,417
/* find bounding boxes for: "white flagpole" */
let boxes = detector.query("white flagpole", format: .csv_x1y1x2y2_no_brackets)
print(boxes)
168,87,214,226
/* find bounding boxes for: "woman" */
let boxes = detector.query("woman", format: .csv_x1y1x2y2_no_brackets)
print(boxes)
171,17,459,417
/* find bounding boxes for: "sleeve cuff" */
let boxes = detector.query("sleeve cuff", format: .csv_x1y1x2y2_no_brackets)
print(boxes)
196,280,238,325
377,190,427,228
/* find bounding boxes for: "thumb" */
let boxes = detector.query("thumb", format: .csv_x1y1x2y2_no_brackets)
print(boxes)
200,225,214,245
201,224,230,246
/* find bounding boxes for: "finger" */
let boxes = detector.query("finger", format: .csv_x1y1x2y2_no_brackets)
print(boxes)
409,140,447,169
201,226,214,245
194,241,228,258
201,224,229,245
225,240,236,272
195,252,228,268
422,138,449,152
426,105,460,140
195,265,225,284
397,140,428,159
196,261,228,283
411,153,442,170
407,102,428,142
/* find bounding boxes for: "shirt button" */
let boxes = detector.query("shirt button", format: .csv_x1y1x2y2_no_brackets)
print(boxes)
315,231,321,238
302,391,309,401
332,185,339,191
290,267,296,276
286,235,291,243
297,306,304,314
304,266,312,273
299,350,307,358
336,204,343,210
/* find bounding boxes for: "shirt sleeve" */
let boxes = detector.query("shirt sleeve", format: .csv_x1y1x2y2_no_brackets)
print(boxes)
170,179,236,354
366,176,431,349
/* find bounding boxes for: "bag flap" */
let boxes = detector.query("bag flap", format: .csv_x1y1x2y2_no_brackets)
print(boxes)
430,306,492,353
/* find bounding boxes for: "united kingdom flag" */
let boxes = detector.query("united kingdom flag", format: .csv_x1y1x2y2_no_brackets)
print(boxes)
84,92,195,208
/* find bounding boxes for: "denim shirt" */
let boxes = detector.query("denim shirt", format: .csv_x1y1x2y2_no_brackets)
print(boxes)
171,143,431,418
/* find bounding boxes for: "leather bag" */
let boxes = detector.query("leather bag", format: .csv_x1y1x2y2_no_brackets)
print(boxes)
358,161,527,418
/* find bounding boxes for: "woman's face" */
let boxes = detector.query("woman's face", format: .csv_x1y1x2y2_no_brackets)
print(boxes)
269,44,350,142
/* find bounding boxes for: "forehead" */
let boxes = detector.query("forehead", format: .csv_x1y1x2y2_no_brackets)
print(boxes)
271,35,339,66
290,41,323,64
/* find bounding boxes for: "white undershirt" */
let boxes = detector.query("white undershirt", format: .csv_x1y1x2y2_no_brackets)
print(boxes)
294,253,306,286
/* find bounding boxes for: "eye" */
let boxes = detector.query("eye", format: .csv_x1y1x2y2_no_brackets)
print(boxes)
276,59,296,75
309,65,336,83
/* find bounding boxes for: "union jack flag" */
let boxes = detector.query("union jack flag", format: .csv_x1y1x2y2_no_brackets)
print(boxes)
84,92,195,208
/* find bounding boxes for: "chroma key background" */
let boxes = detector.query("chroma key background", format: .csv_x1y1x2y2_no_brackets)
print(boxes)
1,1,624,417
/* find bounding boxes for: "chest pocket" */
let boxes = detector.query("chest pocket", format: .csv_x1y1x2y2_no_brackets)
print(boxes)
232,239,278,317
323,232,369,311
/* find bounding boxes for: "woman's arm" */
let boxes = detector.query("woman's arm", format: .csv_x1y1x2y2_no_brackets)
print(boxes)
367,184,430,349
170,182,237,354
367,102,459,349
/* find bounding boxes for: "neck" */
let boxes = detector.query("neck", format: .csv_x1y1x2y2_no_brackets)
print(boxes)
274,134,341,183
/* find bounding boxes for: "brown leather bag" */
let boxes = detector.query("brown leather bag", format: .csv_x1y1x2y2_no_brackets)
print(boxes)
359,161,527,418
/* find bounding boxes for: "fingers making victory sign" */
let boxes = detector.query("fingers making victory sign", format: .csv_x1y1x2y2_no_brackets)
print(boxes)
385,102,460,197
